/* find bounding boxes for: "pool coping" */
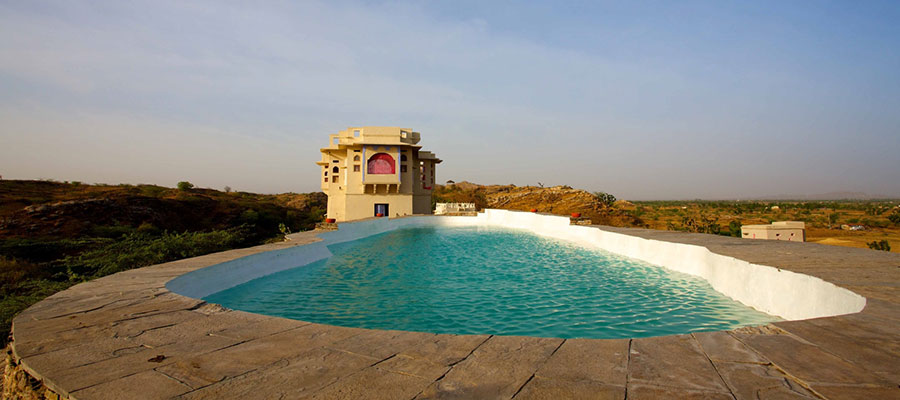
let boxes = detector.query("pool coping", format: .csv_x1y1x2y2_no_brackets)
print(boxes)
10,218,900,399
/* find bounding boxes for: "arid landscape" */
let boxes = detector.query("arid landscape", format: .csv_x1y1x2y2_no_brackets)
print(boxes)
434,181,900,253
3,3,899,397
3,179,898,347
2,179,899,398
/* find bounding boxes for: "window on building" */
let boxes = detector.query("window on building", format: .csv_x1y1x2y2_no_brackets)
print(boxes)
400,165,407,173
333,138,339,144
366,153,396,174
401,131,407,138
401,154,407,162
353,165,360,172
353,155,360,161
332,166,339,173
332,176,338,183
332,159,339,163
353,130,360,137
324,171,328,176
324,178,328,183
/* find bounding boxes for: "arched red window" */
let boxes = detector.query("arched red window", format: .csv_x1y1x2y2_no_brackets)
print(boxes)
367,153,395,174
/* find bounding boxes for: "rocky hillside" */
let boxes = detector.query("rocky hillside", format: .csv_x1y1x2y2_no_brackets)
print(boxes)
434,182,644,227
0,180,326,240
485,185,606,214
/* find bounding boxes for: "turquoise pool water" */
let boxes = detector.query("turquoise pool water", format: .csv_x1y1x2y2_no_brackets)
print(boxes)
206,226,778,339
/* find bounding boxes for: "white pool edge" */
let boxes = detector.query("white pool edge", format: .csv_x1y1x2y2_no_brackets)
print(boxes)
166,209,866,321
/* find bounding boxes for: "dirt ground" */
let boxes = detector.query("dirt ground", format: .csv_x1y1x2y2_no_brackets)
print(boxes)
806,227,900,253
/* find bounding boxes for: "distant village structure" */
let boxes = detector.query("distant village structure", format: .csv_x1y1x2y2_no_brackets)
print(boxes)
318,127,441,221
434,202,477,215
741,221,806,242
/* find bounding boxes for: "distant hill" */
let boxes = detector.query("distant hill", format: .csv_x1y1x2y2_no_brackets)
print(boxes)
748,191,895,201
436,182,643,226
0,180,326,240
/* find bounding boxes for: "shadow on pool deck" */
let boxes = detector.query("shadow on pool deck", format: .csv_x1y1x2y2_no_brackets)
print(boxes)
8,226,900,399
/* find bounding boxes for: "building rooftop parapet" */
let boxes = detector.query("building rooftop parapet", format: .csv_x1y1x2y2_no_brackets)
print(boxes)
742,221,806,230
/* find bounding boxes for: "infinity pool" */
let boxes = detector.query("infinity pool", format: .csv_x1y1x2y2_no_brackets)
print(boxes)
205,226,778,339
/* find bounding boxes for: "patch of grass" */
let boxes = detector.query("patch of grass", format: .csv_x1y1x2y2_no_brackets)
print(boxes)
66,229,251,277
1,257,74,345
0,228,253,346
0,179,328,347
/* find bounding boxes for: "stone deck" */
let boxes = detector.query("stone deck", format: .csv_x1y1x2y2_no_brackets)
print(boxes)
9,226,900,399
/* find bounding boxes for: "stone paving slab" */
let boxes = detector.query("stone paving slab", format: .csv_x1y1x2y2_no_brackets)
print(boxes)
415,335,564,399
628,334,731,394
9,225,900,399
514,376,624,400
532,338,628,385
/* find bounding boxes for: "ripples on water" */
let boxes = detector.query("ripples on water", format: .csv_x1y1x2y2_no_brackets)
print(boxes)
205,226,778,339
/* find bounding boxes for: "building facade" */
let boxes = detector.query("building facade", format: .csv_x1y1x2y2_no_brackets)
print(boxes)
741,221,806,242
318,127,441,221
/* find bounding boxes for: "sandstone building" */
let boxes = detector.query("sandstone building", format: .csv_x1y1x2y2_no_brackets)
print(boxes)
741,221,806,242
318,127,441,221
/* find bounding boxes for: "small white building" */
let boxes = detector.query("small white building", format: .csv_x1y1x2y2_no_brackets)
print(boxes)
741,221,806,242
434,203,476,215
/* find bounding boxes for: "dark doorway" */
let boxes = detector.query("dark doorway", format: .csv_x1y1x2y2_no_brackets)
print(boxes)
374,203,388,217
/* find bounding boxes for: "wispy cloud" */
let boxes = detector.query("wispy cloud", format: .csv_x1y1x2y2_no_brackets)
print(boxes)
1,1,898,198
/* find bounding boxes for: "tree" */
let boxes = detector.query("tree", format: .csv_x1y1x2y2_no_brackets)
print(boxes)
728,220,742,237
889,212,900,225
828,212,841,229
177,181,194,191
224,186,232,193
593,192,617,207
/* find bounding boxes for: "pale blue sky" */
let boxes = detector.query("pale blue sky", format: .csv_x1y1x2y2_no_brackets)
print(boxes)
1,1,898,199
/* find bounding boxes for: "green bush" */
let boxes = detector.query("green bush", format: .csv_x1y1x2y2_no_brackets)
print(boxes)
177,181,194,191
889,212,900,225
593,192,617,207
828,213,841,228
65,229,250,277
0,237,112,264
136,222,161,235
729,220,742,237
240,209,260,224
1,257,74,347
867,240,891,252
139,185,167,197
90,224,136,238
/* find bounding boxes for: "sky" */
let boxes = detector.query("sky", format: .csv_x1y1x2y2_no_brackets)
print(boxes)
1,1,899,200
